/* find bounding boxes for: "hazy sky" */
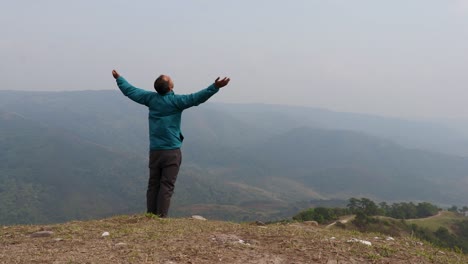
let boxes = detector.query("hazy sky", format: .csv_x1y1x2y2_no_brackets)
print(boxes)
1,0,468,119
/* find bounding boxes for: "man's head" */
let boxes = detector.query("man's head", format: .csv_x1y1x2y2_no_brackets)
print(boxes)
154,75,174,94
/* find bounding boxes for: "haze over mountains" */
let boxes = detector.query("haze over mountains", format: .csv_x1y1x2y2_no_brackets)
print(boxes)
1,90,468,225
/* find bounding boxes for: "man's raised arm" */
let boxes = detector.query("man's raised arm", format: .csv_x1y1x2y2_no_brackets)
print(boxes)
172,77,230,110
112,69,154,106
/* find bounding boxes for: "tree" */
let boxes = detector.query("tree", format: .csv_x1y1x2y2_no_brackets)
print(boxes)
360,198,379,216
416,202,439,218
379,202,390,216
347,197,378,216
347,198,360,214
292,208,315,221
448,205,459,213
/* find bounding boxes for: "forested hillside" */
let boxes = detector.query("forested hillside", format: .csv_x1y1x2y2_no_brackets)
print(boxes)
2,90,468,224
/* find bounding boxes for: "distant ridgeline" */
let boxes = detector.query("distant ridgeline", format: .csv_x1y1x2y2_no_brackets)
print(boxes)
1,90,468,224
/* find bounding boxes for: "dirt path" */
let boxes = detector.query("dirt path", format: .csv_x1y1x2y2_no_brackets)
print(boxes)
326,211,444,229
403,210,444,221
325,215,355,229
417,210,443,220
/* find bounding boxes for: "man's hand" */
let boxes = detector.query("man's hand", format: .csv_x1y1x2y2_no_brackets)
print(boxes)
214,77,230,89
112,70,120,79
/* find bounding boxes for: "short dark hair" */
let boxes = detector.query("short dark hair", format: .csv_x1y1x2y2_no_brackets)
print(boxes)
154,76,170,94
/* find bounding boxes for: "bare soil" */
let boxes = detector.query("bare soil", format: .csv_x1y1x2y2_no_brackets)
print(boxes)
1,214,466,263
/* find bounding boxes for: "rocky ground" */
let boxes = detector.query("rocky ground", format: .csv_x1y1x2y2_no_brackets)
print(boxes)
1,214,466,264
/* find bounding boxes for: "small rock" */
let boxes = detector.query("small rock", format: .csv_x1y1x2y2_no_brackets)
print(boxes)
102,231,110,237
374,237,380,240
115,242,127,248
330,237,336,240
236,239,251,246
54,238,63,242
191,215,207,221
386,236,395,241
347,238,372,246
31,231,54,238
255,221,265,226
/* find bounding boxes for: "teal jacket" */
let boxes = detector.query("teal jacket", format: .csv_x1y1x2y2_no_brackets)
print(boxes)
116,76,219,150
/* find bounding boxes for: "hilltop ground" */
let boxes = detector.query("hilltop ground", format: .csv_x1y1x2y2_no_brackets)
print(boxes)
406,211,465,233
1,214,467,264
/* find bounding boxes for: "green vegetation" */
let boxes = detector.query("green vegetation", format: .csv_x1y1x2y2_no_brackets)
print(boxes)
347,198,468,254
407,211,463,232
381,202,439,219
347,198,440,219
292,207,350,224
409,221,468,253
294,198,468,254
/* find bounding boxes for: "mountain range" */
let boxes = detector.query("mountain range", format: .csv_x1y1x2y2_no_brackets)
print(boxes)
1,90,468,224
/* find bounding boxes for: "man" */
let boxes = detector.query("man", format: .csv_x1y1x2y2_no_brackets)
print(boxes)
112,69,230,217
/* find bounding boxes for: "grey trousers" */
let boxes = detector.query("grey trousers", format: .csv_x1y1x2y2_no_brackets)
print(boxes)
147,148,182,217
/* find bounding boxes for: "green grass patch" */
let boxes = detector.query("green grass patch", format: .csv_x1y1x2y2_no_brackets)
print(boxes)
407,211,465,233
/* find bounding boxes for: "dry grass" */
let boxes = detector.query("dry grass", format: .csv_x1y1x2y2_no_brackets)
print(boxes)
1,214,467,264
